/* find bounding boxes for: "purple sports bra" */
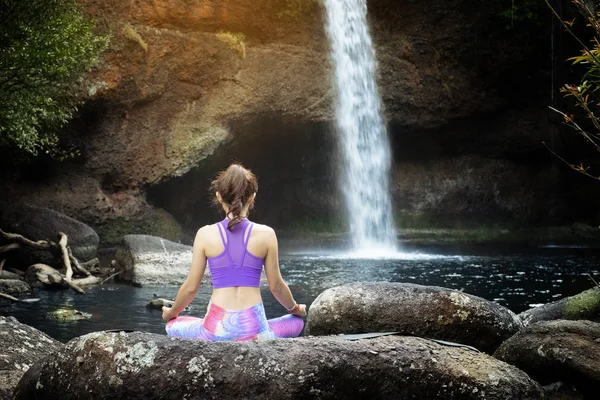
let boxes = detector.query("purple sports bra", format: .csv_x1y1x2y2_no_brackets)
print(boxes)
207,218,264,288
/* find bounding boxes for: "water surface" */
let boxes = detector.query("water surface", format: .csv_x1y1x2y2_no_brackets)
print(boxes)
2,246,599,342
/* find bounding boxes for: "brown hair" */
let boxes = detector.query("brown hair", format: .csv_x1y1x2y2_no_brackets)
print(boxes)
210,163,258,230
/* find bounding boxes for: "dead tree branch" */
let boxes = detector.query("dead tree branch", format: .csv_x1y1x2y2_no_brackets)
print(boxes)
0,243,21,253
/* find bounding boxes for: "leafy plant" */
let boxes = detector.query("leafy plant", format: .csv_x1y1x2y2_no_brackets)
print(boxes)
0,0,108,159
545,0,600,181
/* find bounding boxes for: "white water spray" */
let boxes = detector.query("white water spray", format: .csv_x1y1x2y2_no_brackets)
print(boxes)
324,0,397,252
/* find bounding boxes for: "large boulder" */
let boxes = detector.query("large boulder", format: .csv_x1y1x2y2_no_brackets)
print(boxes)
0,316,63,400
518,286,600,326
494,320,600,397
14,331,544,399
0,279,31,295
0,205,99,268
305,282,523,353
115,234,207,286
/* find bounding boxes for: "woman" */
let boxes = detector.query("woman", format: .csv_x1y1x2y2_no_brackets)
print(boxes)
162,163,307,341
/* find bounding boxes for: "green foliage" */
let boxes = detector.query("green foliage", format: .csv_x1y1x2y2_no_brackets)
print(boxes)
499,0,546,28
0,0,108,158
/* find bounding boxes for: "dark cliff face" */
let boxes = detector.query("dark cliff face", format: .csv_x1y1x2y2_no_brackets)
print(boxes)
2,0,596,241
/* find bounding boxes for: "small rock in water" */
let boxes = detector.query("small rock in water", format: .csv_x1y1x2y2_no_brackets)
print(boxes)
47,308,92,322
147,298,174,309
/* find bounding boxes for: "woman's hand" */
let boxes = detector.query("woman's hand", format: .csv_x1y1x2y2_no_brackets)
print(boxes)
291,304,307,318
162,306,177,322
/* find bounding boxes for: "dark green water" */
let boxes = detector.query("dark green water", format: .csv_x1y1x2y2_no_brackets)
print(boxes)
2,246,599,342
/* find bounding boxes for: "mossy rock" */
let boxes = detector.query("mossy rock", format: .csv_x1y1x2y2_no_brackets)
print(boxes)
519,286,600,326
47,308,93,322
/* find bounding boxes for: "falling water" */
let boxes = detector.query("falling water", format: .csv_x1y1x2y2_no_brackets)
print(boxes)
324,0,397,252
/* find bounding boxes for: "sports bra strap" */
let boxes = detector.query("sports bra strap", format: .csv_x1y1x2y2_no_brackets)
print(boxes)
216,222,228,246
216,221,235,267
239,223,254,267
243,223,254,246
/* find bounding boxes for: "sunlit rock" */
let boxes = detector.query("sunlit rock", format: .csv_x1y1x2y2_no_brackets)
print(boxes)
0,316,63,400
14,331,543,399
115,234,210,286
518,286,600,326
494,320,600,398
305,282,523,353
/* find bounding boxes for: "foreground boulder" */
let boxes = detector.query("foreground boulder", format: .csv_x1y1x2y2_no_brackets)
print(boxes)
494,320,600,397
0,317,63,400
14,331,543,400
518,286,600,326
115,235,203,286
305,282,523,353
0,205,99,267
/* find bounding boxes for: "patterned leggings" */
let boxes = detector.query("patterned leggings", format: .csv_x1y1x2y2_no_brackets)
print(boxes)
166,302,304,341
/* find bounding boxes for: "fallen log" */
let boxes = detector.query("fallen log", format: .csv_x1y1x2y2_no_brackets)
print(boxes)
26,264,86,294
0,230,101,293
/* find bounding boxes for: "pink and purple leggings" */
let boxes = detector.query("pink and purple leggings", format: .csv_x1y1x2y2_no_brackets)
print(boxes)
166,302,304,341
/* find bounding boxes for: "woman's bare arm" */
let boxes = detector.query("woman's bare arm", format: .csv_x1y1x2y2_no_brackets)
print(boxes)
162,227,208,321
263,228,306,317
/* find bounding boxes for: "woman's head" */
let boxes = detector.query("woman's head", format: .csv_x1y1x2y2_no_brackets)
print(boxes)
210,163,258,230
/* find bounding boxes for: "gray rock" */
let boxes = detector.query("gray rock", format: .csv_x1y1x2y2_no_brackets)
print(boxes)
305,282,523,353
0,316,63,400
0,205,99,268
518,286,600,326
146,298,174,309
14,331,543,400
494,320,600,397
115,234,208,286
0,279,31,295
0,270,23,280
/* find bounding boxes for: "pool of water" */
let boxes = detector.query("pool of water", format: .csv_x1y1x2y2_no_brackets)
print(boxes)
2,245,599,342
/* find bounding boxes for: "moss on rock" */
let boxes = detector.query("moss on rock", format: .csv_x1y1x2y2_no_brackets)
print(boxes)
564,288,600,319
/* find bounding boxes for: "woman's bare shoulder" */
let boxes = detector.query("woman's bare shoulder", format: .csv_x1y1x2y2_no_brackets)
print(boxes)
251,223,275,234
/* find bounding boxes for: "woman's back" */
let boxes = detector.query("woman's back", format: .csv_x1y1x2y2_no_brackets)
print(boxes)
163,162,306,341
204,219,276,311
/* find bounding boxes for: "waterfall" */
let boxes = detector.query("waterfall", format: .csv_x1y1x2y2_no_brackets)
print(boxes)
324,0,397,252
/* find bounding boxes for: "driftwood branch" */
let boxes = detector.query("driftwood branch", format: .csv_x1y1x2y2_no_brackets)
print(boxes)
81,258,100,270
0,259,5,271
0,243,21,254
73,275,102,286
100,271,121,285
0,229,55,250
0,229,104,293
0,292,19,302
67,246,91,277
58,233,73,281
0,292,39,303
29,263,87,294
